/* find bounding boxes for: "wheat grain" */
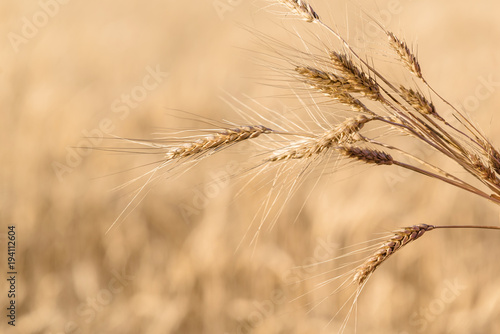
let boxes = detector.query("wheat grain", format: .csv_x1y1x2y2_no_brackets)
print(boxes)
487,145,500,175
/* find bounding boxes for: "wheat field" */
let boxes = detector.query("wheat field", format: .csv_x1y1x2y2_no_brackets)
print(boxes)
2,1,500,333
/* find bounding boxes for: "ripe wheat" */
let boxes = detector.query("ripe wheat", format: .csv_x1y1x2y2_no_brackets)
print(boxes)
276,0,500,271
106,0,500,330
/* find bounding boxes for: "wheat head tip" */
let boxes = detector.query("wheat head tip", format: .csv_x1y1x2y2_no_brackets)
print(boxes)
278,0,319,22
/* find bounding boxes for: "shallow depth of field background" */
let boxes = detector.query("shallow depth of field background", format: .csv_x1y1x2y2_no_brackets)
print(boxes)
2,1,500,333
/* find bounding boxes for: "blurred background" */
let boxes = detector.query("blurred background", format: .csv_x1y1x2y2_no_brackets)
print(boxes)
1,0,500,333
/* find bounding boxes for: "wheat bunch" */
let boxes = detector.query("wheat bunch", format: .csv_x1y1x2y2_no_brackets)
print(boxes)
109,0,500,282
105,0,500,329
269,0,500,289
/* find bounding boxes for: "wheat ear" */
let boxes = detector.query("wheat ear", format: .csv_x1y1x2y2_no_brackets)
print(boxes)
354,224,500,285
164,125,275,161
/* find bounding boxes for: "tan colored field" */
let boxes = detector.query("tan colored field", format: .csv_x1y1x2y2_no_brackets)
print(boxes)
2,1,500,333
